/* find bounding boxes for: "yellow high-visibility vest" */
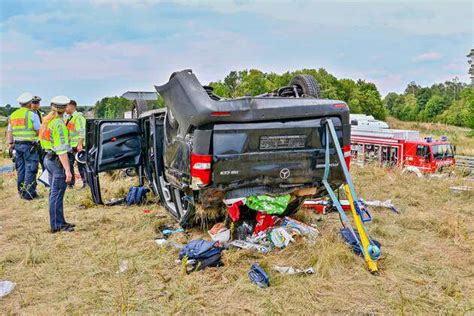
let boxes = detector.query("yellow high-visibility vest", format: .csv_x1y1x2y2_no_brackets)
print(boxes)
9,107,37,141
66,112,86,147
39,117,70,155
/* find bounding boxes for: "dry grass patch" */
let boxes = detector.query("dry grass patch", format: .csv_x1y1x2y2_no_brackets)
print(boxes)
0,163,473,314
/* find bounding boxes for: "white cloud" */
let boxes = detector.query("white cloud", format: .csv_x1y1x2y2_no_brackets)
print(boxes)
413,52,443,62
0,28,265,104
187,1,472,36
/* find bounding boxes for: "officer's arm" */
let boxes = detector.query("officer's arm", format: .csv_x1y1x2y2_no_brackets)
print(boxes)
31,112,41,135
58,153,71,178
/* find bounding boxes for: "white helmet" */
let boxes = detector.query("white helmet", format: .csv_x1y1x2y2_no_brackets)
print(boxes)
17,92,34,105
50,95,70,108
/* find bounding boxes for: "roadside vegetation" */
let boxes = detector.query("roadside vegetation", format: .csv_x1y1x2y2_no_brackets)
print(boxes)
384,80,474,129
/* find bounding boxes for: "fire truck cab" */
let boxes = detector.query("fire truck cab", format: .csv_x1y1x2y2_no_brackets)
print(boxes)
351,128,455,174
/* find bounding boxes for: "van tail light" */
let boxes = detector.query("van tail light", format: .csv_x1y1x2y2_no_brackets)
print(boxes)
211,111,231,117
343,145,351,170
190,153,212,188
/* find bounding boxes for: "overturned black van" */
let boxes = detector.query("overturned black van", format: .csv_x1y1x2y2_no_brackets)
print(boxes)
85,70,351,227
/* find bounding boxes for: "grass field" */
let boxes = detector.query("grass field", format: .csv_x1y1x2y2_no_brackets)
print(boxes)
1,163,473,314
1,122,473,314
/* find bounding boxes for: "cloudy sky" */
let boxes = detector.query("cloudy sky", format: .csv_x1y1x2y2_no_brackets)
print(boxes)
0,0,472,105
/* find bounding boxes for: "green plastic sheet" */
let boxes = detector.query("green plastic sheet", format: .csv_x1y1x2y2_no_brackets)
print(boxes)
245,194,291,215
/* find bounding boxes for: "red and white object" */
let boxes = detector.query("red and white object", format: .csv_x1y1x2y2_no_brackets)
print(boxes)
351,127,455,174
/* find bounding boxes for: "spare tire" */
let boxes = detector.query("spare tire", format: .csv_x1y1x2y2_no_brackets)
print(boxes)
289,74,321,98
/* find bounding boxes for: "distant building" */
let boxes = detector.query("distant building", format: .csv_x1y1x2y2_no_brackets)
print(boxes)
468,49,474,86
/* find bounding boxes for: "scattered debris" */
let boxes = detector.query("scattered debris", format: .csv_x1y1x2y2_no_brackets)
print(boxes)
273,266,315,275
155,238,183,249
225,199,244,222
248,264,270,288
235,221,253,240
282,217,318,238
208,223,231,242
162,227,185,238
116,260,128,274
178,240,224,272
449,186,472,193
269,227,294,248
254,212,280,234
229,240,271,254
126,186,149,205
304,198,399,214
0,280,16,298
361,199,399,214
246,194,291,215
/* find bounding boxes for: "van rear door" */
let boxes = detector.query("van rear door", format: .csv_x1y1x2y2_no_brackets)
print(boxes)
85,119,144,204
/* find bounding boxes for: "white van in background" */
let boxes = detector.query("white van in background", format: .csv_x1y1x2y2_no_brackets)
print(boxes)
350,114,389,129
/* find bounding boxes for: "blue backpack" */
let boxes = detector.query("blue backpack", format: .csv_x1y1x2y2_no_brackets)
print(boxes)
126,186,149,205
179,240,222,260
179,239,223,272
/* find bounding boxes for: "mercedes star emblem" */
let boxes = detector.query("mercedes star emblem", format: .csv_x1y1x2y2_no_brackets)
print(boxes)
279,168,290,179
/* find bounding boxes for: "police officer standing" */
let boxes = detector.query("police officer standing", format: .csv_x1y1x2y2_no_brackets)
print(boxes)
6,92,41,200
30,96,43,123
30,96,45,169
64,100,87,188
39,96,75,233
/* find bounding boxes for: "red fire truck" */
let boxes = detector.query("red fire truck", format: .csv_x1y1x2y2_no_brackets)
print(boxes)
350,128,455,174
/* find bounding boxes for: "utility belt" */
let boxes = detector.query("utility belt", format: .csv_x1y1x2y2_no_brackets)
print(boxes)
15,140,41,154
14,140,37,145
45,151,59,160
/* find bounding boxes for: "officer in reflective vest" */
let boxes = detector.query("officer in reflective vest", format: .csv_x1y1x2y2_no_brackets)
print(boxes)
6,92,41,199
39,96,75,233
64,100,87,188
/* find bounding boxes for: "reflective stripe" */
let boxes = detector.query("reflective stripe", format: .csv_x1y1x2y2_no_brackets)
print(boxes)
55,120,67,145
10,108,36,140
40,117,70,153
53,144,70,152
68,112,86,147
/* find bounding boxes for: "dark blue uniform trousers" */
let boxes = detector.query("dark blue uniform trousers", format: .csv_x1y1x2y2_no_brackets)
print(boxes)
44,156,67,230
15,143,39,199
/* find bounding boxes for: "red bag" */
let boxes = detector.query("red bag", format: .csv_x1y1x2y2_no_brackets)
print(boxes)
227,200,243,222
254,212,277,234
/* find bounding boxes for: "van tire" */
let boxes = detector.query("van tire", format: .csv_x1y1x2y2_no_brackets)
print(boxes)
157,174,196,228
289,74,321,98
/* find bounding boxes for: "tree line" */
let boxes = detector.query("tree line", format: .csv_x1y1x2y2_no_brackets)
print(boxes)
91,68,386,120
209,68,387,120
48,69,473,130
384,79,474,128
